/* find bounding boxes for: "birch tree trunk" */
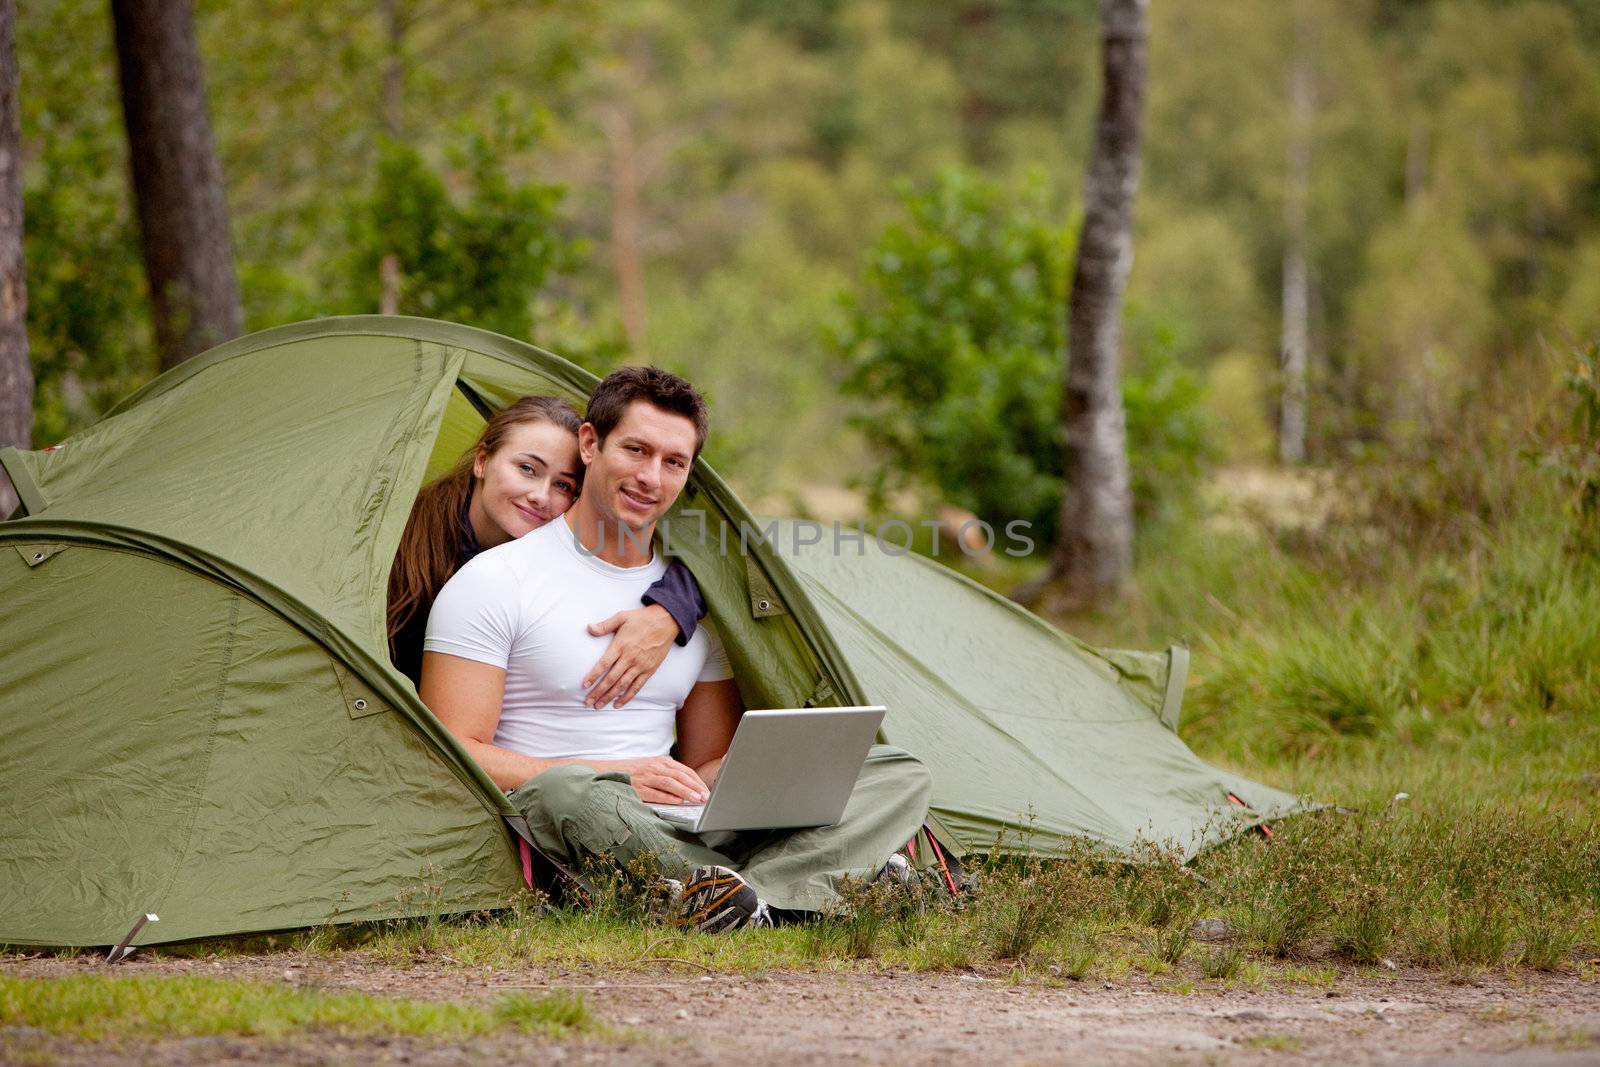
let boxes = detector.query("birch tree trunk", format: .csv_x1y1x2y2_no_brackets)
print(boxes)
378,0,404,315
1278,0,1313,465
1049,0,1147,606
111,0,242,370
0,0,30,519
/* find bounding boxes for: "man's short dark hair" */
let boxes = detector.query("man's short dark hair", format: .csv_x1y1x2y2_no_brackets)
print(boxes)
586,365,710,459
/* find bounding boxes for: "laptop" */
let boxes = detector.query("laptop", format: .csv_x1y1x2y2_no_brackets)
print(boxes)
646,706,886,833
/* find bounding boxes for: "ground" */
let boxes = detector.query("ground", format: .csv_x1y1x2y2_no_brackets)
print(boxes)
5,954,1599,1065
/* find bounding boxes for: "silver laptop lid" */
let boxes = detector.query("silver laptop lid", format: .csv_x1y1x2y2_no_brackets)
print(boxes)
695,706,885,833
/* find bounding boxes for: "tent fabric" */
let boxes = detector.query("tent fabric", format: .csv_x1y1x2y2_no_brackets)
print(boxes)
0,316,1307,948
772,529,1303,854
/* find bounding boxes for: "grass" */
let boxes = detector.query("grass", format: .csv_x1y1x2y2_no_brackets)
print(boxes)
0,974,597,1041
180,788,1584,982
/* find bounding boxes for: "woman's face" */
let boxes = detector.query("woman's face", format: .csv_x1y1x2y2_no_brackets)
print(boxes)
468,420,582,548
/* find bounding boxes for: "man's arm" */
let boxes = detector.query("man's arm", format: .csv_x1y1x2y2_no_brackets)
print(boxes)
419,652,554,790
420,650,711,802
675,678,743,786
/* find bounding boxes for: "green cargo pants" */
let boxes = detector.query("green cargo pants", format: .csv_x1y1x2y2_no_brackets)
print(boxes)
507,744,932,913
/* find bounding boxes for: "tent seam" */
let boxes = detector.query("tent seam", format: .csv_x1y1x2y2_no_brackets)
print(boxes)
353,339,433,640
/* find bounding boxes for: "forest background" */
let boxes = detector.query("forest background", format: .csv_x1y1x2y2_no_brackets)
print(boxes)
13,0,1600,773
20,0,1599,482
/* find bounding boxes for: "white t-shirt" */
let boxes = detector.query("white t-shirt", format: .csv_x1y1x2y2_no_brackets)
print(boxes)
424,515,732,760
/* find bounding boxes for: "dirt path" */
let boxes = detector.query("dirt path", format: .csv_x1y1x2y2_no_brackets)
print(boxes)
5,954,1599,1065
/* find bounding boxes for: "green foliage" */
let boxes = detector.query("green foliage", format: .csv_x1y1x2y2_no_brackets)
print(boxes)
1542,344,1600,553
0,974,597,1040
492,989,595,1036
835,170,1212,540
18,0,152,445
16,0,1600,488
834,169,1067,532
1122,342,1213,526
650,225,851,494
344,109,575,341
1202,351,1276,463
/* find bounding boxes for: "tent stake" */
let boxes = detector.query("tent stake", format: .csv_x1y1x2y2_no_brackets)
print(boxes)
106,913,159,964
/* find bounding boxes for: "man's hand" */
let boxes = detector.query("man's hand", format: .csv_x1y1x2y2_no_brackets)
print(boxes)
604,755,710,805
582,604,680,709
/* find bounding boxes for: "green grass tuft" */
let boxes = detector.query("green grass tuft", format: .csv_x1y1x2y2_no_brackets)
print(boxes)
0,975,599,1041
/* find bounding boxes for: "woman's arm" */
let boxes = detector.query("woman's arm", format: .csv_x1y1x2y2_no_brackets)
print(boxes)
643,559,706,645
581,560,707,709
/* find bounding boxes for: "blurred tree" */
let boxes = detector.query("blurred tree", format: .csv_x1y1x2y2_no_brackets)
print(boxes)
12,0,1600,499
891,0,1097,163
1125,205,1266,368
651,222,849,494
368,0,546,315
1278,0,1312,463
1410,0,1600,326
548,0,717,355
1048,0,1147,606
1204,351,1276,463
18,0,148,446
726,0,844,50
1345,0,1600,445
834,171,1068,533
837,2,962,178
1143,0,1395,459
835,169,1207,540
0,0,28,518
1557,237,1600,343
343,112,574,341
110,0,242,368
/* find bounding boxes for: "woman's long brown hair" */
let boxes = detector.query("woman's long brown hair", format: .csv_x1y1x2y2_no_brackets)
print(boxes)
386,394,581,644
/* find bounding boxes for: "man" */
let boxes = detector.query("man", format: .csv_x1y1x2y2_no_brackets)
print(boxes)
420,366,931,930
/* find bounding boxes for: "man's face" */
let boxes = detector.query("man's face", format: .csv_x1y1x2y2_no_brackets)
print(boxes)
578,400,698,531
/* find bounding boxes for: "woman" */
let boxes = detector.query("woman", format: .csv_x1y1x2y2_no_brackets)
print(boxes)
386,395,703,703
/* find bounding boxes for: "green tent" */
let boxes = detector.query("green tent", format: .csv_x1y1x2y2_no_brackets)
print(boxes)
0,317,1303,948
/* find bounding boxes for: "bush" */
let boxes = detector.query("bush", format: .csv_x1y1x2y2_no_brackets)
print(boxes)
834,169,1212,543
344,105,575,341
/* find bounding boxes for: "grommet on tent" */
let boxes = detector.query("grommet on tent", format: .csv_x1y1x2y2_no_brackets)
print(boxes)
353,699,368,712
106,913,159,964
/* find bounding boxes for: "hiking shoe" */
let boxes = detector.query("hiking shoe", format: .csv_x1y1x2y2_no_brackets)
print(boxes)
676,865,773,932
876,851,918,887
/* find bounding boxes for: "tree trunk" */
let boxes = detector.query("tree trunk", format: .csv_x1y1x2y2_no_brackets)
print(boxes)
378,0,404,315
111,0,242,370
1049,0,1146,606
1278,0,1313,465
0,0,29,518
601,104,648,357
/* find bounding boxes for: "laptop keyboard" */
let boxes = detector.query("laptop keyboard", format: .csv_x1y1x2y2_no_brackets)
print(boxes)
649,803,705,822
